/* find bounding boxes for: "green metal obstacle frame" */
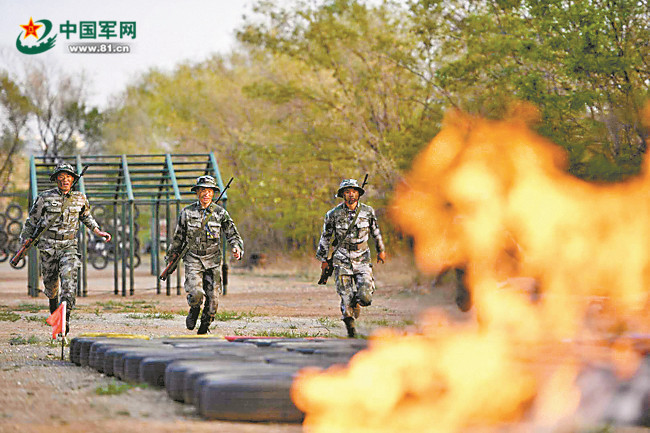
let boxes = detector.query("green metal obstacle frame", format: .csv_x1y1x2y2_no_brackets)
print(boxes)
26,153,230,298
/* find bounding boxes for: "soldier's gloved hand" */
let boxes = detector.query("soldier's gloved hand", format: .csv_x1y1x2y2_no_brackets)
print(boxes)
377,251,386,264
232,247,243,261
93,228,112,243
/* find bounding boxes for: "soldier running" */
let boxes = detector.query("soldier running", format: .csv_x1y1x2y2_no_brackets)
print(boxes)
19,163,112,332
166,175,244,334
316,178,386,337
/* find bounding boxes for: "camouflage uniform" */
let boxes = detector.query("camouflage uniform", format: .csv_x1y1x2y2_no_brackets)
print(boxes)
316,180,385,327
167,191,243,329
19,165,100,313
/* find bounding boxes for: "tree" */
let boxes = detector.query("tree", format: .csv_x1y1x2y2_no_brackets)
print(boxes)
237,0,444,187
21,64,103,160
0,73,32,193
407,0,650,180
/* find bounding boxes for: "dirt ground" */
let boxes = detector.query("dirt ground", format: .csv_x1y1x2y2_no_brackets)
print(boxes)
0,254,455,433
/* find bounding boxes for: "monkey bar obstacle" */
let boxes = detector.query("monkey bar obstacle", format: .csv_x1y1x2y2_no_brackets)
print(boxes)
26,153,229,298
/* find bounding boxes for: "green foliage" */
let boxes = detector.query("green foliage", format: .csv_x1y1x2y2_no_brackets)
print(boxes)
13,303,43,313
0,72,32,192
95,381,147,395
101,0,650,253
0,311,20,322
23,316,47,324
367,318,415,328
9,335,39,345
92,300,158,313
237,328,333,338
316,316,338,328
214,310,258,321
125,312,175,320
408,0,650,181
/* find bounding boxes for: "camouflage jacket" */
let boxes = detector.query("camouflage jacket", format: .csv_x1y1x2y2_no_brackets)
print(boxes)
167,201,244,269
316,202,385,273
20,188,99,250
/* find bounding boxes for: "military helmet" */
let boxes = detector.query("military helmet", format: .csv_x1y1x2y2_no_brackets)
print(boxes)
191,175,220,192
49,163,79,182
337,178,365,198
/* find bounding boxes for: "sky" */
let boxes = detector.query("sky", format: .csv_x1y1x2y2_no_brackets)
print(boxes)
0,0,259,108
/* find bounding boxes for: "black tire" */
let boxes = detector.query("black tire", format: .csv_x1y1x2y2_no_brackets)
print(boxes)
0,213,6,229
140,351,246,388
69,337,82,364
7,238,21,253
79,339,100,367
6,203,22,221
0,231,8,248
0,248,8,263
90,254,108,270
183,362,298,405
197,373,304,423
6,221,22,236
93,204,106,219
131,253,141,268
90,340,155,373
71,337,102,365
113,347,168,381
165,359,250,402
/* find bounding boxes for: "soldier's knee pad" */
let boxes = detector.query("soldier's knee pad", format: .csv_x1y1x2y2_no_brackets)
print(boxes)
357,292,372,306
60,294,75,309
186,293,203,307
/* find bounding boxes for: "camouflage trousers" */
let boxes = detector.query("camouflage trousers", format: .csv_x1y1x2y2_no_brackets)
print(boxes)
334,266,375,319
39,247,81,309
184,261,221,321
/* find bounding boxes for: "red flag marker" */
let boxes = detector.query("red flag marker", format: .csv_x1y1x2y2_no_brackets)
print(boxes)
46,301,67,339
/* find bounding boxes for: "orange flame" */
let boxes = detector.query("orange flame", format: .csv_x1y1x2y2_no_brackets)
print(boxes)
292,106,650,432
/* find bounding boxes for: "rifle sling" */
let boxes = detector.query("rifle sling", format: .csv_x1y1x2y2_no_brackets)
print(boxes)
33,192,75,243
327,203,363,262
179,204,213,257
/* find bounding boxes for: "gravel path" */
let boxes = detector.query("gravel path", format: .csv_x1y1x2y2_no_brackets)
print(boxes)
0,258,444,433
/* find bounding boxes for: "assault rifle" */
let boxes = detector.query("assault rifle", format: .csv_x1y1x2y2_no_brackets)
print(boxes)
318,174,368,285
159,177,233,281
10,165,89,269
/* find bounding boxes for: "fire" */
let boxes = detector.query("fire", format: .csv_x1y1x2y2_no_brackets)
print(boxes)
292,106,650,432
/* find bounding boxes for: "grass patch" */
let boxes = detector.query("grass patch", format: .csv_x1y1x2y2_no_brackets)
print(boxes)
9,335,40,345
126,312,175,320
95,380,147,395
214,310,258,321
92,300,158,313
23,315,47,323
236,329,333,338
316,317,339,328
13,303,44,313
0,311,20,322
367,318,415,328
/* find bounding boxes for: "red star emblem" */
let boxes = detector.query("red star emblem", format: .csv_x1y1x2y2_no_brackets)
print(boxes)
20,17,42,39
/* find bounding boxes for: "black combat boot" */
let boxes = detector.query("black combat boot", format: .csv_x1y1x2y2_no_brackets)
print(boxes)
343,317,356,338
65,309,71,335
454,267,472,312
186,306,201,330
49,298,59,314
197,316,212,335
350,300,361,319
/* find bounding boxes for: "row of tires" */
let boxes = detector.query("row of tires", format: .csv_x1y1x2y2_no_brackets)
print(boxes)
0,203,23,226
0,204,25,267
70,335,367,423
89,204,142,270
